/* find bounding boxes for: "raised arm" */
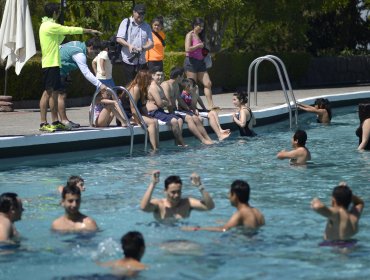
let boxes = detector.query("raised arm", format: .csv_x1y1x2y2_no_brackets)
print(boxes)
350,194,364,218
140,170,161,212
298,103,326,116
311,198,335,218
188,173,215,211
277,149,301,160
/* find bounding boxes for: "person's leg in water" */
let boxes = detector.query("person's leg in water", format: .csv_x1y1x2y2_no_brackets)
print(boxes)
197,71,216,110
207,110,230,140
184,115,213,145
143,116,159,151
170,117,186,146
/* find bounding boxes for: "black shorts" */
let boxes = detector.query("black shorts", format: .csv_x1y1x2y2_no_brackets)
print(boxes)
42,67,61,91
184,57,206,73
147,61,163,71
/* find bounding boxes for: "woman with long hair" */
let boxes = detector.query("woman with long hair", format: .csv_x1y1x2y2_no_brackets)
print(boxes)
146,16,166,71
184,17,217,110
126,70,160,151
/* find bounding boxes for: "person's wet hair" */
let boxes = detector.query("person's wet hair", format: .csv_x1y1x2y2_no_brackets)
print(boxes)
62,185,81,199
164,176,182,190
234,90,248,105
332,183,352,209
66,176,84,188
170,67,184,79
293,129,307,146
230,180,250,204
121,231,145,260
358,103,370,123
314,98,332,120
44,3,60,18
0,193,19,213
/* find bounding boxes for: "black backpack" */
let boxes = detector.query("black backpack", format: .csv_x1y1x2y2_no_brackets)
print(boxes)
108,18,130,64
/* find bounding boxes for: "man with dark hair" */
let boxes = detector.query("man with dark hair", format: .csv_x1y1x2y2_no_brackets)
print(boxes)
147,67,187,146
100,231,146,275
277,129,311,165
0,192,23,242
311,182,364,242
116,3,153,86
161,67,214,145
183,180,265,232
57,39,108,128
140,170,214,222
52,185,98,232
39,3,102,132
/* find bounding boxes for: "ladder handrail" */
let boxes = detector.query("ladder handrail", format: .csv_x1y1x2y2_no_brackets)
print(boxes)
89,87,134,155
113,86,148,153
247,55,298,128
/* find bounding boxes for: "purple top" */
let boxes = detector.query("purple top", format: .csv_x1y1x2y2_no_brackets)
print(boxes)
186,33,203,60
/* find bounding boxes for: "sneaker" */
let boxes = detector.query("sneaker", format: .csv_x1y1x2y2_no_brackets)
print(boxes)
51,121,71,131
39,123,56,133
62,120,80,128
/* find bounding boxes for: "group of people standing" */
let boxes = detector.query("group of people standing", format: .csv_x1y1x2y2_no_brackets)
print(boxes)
38,2,219,137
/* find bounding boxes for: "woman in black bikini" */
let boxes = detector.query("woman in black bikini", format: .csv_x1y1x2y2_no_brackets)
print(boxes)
232,90,256,137
356,103,370,150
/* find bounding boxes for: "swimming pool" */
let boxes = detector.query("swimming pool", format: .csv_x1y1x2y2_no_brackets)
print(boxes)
1,106,369,280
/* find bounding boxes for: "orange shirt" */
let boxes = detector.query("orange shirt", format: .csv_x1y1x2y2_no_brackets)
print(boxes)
146,31,165,62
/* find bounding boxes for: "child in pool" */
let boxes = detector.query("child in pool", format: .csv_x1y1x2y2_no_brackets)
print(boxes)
57,175,85,194
297,98,332,124
99,231,146,276
183,179,265,232
277,129,311,165
311,182,364,242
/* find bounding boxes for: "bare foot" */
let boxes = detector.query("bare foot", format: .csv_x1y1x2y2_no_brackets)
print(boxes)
220,129,231,134
218,131,231,141
202,139,214,145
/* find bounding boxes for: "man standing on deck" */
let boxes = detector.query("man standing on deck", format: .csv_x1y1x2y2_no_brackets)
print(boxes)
39,3,102,132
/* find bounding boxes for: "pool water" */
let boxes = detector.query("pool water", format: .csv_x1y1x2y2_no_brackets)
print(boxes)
1,106,369,280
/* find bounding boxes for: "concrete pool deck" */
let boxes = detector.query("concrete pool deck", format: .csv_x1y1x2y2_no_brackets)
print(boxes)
1,85,370,159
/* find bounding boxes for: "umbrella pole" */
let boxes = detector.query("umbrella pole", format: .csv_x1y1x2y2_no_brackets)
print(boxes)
4,68,7,96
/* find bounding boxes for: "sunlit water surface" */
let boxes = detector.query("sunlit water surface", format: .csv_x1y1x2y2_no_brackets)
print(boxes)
0,106,369,280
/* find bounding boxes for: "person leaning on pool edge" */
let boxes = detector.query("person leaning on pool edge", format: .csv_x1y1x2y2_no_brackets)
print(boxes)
356,103,370,150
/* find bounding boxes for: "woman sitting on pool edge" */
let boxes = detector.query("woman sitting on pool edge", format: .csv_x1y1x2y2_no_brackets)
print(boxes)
297,98,332,124
232,90,257,137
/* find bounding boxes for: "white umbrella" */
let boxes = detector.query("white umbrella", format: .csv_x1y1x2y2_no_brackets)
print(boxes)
0,0,36,75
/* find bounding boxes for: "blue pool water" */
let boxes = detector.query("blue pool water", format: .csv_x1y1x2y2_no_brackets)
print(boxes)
0,106,369,280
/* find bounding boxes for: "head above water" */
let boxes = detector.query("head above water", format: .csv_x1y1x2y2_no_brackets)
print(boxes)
66,175,85,191
121,231,145,260
233,90,249,105
0,192,23,222
164,176,182,190
230,180,250,204
358,103,370,123
332,182,352,209
314,98,332,120
293,129,307,147
62,184,81,200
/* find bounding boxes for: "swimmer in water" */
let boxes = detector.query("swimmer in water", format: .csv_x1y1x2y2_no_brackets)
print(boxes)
99,231,146,276
277,129,311,165
311,182,364,242
57,175,85,194
140,170,215,222
183,179,264,232
52,185,98,232
297,98,332,124
0,193,24,242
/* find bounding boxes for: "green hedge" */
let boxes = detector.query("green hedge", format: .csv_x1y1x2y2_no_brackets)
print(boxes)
0,52,311,101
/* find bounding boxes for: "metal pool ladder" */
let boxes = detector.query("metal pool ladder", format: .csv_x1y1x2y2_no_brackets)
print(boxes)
89,86,148,155
247,55,298,129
